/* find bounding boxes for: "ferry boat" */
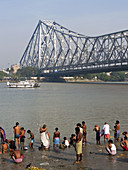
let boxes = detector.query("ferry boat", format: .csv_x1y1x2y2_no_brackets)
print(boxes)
7,80,40,88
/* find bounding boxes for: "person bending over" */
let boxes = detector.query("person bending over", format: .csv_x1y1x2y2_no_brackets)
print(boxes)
106,139,116,155
120,136,128,151
6,139,15,151
10,146,23,163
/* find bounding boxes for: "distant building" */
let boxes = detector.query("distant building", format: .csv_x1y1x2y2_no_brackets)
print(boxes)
11,63,20,73
2,69,9,74
106,72,111,76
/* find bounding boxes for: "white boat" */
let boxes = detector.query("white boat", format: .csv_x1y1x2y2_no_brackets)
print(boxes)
7,80,40,88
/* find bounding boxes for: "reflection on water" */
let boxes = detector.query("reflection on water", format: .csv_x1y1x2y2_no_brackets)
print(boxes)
0,82,128,144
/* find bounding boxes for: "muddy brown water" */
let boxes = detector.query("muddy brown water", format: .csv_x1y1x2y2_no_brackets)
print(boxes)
0,82,128,169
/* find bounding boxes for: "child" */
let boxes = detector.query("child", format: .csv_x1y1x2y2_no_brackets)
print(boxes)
93,125,100,144
27,130,34,150
20,127,26,150
69,134,76,147
60,137,70,149
106,139,116,155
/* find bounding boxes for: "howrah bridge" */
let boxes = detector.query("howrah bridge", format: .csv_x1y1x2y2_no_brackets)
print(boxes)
20,20,128,77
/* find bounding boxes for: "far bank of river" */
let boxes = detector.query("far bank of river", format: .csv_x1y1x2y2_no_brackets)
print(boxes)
1,78,128,85
66,80,128,85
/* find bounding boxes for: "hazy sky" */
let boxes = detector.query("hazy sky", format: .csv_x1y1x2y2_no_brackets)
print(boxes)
0,0,128,69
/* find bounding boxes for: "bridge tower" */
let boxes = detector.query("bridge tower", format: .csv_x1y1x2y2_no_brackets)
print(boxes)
20,20,128,76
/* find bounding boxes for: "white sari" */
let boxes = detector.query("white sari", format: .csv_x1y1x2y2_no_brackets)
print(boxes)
40,132,50,148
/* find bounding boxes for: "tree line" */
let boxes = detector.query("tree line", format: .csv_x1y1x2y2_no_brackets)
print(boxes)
0,67,128,82
81,71,128,82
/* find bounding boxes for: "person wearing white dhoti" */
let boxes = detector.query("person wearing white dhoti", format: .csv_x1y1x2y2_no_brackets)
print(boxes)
40,124,50,149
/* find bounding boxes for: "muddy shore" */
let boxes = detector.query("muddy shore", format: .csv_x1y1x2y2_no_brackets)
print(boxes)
1,141,128,170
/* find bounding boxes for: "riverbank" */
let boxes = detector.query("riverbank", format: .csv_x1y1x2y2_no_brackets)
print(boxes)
66,80,128,85
1,78,128,85
1,142,128,170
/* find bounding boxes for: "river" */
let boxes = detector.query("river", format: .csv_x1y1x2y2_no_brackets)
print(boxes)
0,82,128,169
0,82,128,143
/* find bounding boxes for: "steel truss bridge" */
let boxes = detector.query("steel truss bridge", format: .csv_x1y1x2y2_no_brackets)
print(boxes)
20,20,128,76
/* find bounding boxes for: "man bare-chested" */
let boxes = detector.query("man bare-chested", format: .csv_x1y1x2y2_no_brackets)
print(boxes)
14,122,21,149
53,128,60,148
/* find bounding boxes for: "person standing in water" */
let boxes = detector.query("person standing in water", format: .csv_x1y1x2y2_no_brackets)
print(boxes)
114,120,120,142
93,125,100,144
53,128,60,148
40,124,50,150
14,122,21,149
102,122,110,143
74,127,83,164
20,127,26,150
0,127,6,154
81,121,87,144
27,130,34,150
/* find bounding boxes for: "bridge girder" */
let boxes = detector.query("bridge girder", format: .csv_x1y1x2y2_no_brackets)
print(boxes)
20,20,128,75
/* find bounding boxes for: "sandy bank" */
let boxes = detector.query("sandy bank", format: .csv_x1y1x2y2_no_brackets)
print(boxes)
1,142,128,170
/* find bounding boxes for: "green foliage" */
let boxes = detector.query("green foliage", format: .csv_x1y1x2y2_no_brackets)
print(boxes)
83,71,127,82
16,67,41,78
0,71,8,79
11,74,20,81
1,66,128,82
110,71,125,81
98,73,110,81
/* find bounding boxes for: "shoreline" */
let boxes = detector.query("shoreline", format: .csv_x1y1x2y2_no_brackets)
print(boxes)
1,80,128,85
1,141,128,170
66,81,128,85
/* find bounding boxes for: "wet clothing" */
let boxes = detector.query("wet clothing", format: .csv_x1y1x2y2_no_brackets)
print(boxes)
103,124,110,135
76,140,82,154
114,130,120,139
80,127,83,134
20,135,25,142
121,145,128,151
96,131,100,141
15,134,20,138
104,134,109,139
30,133,34,143
64,140,70,147
1,138,5,144
83,131,87,136
9,140,15,150
31,139,34,143
106,144,116,155
102,124,110,139
1,128,6,144
12,155,23,163
40,132,50,149
54,137,59,145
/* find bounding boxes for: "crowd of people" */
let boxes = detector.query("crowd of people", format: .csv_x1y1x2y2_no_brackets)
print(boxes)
0,120,128,164
0,122,34,163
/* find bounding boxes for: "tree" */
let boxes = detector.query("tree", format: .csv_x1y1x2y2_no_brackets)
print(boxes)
0,71,8,80
110,71,125,81
16,67,41,78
